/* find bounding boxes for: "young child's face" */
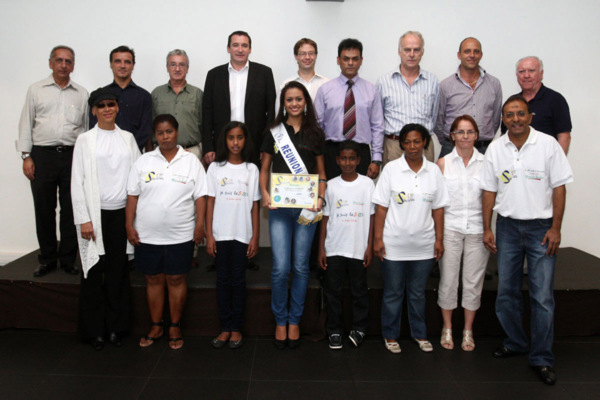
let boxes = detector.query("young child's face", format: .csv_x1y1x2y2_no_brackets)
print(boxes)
226,127,246,156
336,149,360,175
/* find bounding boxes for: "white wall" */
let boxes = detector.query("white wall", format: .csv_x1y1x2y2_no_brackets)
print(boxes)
1,0,598,261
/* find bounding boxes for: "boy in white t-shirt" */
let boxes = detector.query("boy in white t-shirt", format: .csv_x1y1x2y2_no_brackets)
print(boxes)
318,140,375,350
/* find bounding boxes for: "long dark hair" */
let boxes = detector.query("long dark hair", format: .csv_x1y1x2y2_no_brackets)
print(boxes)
271,81,324,149
214,121,253,164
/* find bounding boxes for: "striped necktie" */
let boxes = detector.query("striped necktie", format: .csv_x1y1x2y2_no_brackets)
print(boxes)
343,80,356,140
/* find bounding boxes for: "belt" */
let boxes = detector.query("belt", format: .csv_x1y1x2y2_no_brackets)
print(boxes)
385,134,400,140
33,145,74,152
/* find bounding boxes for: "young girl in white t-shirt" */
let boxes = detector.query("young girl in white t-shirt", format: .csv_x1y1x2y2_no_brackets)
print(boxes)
206,122,261,350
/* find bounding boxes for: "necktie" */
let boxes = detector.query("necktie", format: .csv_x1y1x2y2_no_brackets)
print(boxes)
343,80,356,140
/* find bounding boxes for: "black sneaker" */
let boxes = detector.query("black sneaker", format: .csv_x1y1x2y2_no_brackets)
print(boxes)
349,330,365,348
328,334,343,350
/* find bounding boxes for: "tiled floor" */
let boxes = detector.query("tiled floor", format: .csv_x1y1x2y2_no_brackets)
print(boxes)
0,329,598,400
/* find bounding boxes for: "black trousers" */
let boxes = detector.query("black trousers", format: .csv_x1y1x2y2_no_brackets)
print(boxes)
215,240,248,332
79,209,130,339
324,256,370,334
30,145,77,266
324,140,371,180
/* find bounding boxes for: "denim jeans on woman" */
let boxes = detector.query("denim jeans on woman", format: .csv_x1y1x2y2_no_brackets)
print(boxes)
496,215,556,367
380,258,435,340
269,208,318,326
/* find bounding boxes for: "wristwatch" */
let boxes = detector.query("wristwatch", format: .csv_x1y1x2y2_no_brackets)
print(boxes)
372,160,382,166
21,153,31,160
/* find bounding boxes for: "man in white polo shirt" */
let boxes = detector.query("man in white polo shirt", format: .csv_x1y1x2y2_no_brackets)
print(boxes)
481,94,573,386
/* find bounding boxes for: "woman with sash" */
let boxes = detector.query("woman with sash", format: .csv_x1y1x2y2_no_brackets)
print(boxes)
260,81,326,349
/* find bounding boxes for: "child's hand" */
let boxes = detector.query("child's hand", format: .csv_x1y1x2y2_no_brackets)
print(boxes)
206,235,216,257
126,225,139,246
247,237,259,259
373,238,385,262
318,248,327,270
363,248,373,268
194,225,205,245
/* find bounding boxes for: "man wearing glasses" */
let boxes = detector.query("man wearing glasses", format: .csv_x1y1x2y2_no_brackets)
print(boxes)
376,31,440,165
17,45,89,277
280,38,329,101
481,95,573,386
151,49,203,159
435,37,502,158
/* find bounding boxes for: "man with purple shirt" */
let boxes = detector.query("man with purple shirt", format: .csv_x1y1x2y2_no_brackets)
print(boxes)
314,38,384,179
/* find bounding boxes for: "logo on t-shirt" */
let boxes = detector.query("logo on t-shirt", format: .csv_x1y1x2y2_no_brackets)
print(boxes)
499,170,512,184
144,171,156,183
394,191,410,204
335,199,348,208
220,177,229,186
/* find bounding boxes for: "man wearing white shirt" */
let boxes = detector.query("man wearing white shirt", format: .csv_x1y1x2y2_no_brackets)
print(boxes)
481,95,573,386
280,38,329,101
17,45,89,277
376,31,440,164
202,31,276,166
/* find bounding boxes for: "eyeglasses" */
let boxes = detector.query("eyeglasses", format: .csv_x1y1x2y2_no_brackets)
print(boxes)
95,102,116,109
452,130,477,136
504,111,529,118
168,62,188,69
298,52,316,57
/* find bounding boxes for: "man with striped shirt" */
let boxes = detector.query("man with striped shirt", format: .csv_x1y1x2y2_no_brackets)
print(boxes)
376,31,440,164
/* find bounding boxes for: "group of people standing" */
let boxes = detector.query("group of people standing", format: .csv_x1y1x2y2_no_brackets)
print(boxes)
17,29,572,386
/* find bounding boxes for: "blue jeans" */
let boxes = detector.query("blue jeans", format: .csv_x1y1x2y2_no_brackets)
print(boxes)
495,215,556,367
269,208,318,326
380,258,435,340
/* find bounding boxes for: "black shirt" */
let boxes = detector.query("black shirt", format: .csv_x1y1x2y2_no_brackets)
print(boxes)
261,123,325,174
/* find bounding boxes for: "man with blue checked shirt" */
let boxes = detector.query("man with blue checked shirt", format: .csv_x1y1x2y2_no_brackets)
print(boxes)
376,31,440,165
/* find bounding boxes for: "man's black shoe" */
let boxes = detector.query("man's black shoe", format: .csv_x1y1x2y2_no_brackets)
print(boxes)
33,263,57,277
531,365,556,385
493,345,526,358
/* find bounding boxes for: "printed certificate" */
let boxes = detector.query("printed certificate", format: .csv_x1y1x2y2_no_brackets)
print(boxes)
270,173,318,208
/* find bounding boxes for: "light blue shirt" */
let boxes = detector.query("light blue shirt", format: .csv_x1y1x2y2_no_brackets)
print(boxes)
314,74,385,161
376,66,440,135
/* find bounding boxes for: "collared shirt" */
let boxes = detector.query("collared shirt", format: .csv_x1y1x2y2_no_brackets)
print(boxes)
501,84,572,139
90,80,152,150
435,66,502,142
151,82,203,147
372,155,449,260
480,127,573,220
280,72,329,101
376,66,440,135
127,146,207,244
228,61,249,122
442,148,485,234
314,74,385,161
18,75,89,152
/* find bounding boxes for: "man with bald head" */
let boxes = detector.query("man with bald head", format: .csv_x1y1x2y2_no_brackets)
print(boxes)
505,57,571,154
376,30,440,164
435,37,502,158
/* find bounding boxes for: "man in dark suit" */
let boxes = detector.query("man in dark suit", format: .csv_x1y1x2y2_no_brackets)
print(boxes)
202,30,276,166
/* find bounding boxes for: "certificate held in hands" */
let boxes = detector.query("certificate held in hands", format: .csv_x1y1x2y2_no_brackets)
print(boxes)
270,173,318,208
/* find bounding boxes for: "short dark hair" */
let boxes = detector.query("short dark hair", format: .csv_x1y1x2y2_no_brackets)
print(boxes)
110,45,135,64
399,123,431,151
449,115,479,145
337,140,361,157
294,38,318,55
152,114,179,132
215,121,254,164
49,45,75,61
338,38,363,57
228,31,252,48
502,94,531,115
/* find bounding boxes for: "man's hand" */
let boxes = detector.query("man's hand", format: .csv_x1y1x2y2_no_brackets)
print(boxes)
366,162,380,179
483,229,497,254
23,157,35,180
542,227,561,257
202,151,216,165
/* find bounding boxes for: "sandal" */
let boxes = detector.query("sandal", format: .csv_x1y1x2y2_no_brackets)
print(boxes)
169,321,184,350
383,338,401,354
441,328,454,350
462,330,475,351
413,338,433,352
139,321,164,348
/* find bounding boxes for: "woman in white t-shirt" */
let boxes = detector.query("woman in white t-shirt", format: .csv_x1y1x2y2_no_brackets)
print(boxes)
71,88,140,350
206,122,261,350
126,114,207,350
373,123,449,354
436,115,489,351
